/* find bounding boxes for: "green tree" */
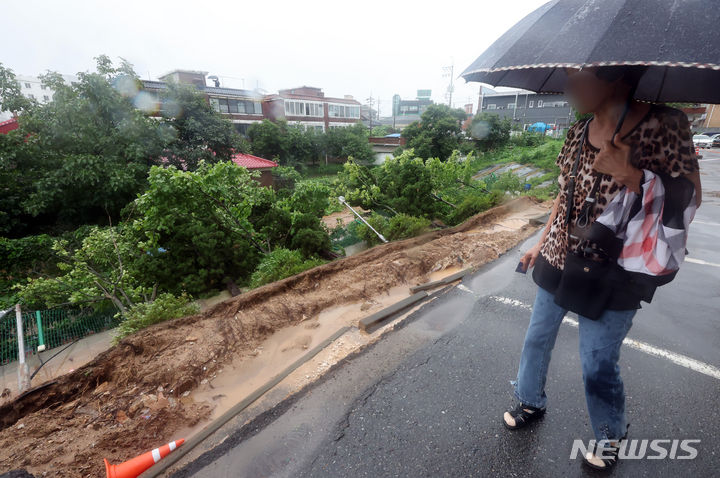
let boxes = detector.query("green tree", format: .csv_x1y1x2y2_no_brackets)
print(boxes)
247,119,322,165
127,161,266,295
0,57,248,236
0,63,34,115
159,82,248,170
15,225,153,313
337,151,437,219
0,58,168,236
401,104,467,160
468,112,512,151
323,123,374,162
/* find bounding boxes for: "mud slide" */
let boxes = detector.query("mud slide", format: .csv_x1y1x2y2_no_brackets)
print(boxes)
0,196,550,477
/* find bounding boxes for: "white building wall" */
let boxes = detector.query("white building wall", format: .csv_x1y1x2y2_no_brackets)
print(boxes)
0,73,77,120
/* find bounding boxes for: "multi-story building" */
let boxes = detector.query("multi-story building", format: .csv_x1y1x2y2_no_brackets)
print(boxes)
387,90,434,129
0,73,77,121
141,70,265,136
263,86,362,133
478,88,575,134
141,73,361,135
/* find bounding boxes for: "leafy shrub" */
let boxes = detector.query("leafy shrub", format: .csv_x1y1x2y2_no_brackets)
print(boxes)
386,214,431,240
510,132,547,147
0,234,58,308
249,248,327,288
355,212,431,245
114,292,199,343
449,191,503,225
491,171,523,193
355,212,390,246
272,165,302,190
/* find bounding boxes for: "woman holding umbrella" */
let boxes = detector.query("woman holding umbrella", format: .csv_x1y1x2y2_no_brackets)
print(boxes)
506,64,701,470
460,0,714,471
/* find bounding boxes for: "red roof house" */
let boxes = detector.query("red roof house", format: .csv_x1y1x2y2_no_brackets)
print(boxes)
0,118,19,135
231,153,279,187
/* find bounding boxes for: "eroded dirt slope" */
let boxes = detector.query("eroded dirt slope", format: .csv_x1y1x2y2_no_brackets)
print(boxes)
0,196,550,477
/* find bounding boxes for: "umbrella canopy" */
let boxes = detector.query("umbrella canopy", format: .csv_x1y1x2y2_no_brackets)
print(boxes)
460,0,720,103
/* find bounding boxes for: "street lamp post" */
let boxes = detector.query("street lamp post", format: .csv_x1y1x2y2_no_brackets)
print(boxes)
338,196,388,243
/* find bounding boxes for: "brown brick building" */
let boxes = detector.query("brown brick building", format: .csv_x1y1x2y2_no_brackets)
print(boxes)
263,86,362,132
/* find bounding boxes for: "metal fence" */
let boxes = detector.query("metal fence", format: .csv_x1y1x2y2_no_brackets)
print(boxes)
0,307,120,365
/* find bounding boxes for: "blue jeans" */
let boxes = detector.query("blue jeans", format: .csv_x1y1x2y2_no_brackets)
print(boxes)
510,284,636,441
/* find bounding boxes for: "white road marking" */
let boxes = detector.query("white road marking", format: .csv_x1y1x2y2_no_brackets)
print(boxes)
698,158,720,162
692,220,720,226
685,257,720,268
456,285,720,381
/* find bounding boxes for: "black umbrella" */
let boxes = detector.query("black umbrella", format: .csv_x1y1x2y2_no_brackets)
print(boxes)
460,0,720,103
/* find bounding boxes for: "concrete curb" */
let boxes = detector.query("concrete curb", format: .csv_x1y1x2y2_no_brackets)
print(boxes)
528,212,550,226
358,291,429,331
409,267,476,293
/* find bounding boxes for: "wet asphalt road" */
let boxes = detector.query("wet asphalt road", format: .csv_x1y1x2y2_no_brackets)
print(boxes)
178,151,720,478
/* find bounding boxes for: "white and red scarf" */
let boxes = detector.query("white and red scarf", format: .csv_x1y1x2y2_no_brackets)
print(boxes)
594,169,697,276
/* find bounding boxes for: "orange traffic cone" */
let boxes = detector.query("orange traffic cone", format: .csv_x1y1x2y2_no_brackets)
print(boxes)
104,439,184,478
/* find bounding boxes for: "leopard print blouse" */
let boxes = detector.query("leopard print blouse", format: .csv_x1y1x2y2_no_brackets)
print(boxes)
539,103,700,271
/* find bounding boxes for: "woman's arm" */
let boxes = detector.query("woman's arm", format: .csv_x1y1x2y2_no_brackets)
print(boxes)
537,193,561,245
684,169,702,208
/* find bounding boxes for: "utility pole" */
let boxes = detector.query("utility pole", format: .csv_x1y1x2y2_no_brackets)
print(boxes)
477,85,484,114
442,63,454,107
366,93,375,131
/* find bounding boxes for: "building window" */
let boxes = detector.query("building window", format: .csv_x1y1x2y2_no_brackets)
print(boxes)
228,99,239,113
218,98,229,113
285,100,323,117
537,100,544,108
43,95,50,101
28,94,35,99
486,104,497,110
40,84,46,90
210,98,220,112
507,103,516,109
24,83,31,89
328,104,360,118
529,100,534,108
234,123,250,136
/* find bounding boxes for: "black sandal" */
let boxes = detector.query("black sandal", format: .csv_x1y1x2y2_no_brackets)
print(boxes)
502,402,546,430
582,423,630,471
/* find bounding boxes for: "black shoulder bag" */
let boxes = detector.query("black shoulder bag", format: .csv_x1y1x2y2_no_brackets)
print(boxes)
552,114,629,320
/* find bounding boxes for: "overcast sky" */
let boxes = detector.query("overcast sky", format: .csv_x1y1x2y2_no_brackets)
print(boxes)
2,0,548,115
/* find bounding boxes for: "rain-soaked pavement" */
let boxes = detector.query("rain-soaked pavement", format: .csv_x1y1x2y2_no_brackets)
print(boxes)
174,149,720,478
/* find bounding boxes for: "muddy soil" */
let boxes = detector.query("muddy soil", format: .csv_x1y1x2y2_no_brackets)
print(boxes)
0,196,550,477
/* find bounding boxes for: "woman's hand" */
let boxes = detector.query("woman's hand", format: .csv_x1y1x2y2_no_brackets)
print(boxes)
520,242,542,272
593,138,643,193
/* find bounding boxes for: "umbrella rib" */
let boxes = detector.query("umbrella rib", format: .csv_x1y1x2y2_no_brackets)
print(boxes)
654,66,669,103
536,67,556,93
494,68,511,89
583,0,628,65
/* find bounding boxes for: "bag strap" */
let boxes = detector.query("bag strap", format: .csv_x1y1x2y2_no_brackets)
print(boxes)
574,95,640,231
563,119,590,229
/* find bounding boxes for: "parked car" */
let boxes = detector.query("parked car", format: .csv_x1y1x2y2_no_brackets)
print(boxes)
710,134,720,148
693,134,713,148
